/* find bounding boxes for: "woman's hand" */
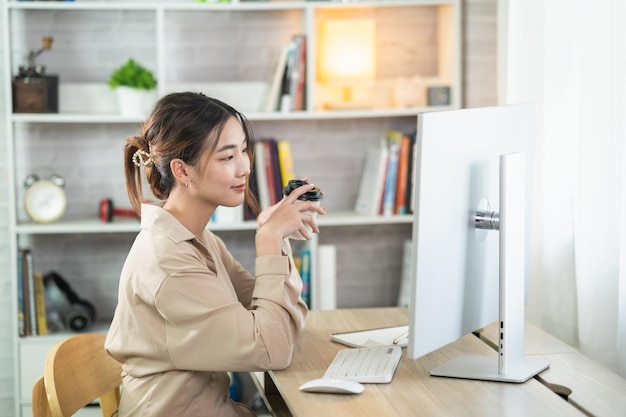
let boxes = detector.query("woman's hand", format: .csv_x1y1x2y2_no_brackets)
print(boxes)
257,176,311,229
255,182,326,256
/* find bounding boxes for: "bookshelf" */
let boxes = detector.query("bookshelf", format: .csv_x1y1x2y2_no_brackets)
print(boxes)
2,1,461,415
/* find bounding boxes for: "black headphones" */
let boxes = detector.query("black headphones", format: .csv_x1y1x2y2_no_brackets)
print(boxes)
44,271,96,332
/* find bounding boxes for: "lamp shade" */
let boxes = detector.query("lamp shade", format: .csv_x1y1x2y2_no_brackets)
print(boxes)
318,19,376,84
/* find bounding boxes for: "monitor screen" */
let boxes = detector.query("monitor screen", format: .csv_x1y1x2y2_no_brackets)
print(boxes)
407,104,547,382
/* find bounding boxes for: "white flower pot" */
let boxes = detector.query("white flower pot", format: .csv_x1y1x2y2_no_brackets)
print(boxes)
115,86,157,118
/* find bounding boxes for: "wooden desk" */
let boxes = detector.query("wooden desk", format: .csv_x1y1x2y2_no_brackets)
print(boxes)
477,321,626,417
263,308,585,417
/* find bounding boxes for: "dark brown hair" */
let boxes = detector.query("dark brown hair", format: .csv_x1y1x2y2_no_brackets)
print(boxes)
124,91,259,215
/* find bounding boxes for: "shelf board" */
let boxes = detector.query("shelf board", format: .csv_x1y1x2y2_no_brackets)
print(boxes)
10,113,147,124
317,211,413,227
15,219,142,234
7,0,455,12
6,1,308,12
14,218,258,234
8,107,442,124
14,212,412,235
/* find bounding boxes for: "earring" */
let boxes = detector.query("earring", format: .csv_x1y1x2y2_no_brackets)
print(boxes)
185,180,189,188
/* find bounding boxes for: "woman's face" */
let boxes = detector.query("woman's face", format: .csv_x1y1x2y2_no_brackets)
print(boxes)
192,116,251,208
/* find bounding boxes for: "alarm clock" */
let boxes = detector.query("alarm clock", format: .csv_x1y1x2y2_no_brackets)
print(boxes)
24,174,67,223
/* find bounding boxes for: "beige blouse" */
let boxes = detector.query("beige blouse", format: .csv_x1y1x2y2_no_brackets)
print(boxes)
105,204,308,417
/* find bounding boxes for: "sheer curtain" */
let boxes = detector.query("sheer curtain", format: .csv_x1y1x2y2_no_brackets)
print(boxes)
502,0,626,377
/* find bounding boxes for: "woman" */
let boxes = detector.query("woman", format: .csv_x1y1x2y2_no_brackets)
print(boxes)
105,92,324,416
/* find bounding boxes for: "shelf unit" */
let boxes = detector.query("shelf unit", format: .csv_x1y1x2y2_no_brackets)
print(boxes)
2,1,461,415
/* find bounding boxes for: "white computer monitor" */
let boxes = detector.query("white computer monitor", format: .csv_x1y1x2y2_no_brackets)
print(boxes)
407,104,549,382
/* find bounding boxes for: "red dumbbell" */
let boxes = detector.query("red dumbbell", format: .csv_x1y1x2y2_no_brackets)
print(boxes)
99,198,137,222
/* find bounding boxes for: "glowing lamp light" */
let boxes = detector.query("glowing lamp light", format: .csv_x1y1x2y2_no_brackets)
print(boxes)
318,19,376,108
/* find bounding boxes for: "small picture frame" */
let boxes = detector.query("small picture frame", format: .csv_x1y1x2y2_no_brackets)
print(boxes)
427,86,451,106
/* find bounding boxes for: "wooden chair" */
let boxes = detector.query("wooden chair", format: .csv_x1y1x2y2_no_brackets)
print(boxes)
32,376,51,417
43,333,122,417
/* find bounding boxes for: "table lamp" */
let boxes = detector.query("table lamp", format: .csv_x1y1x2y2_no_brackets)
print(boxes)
318,18,376,109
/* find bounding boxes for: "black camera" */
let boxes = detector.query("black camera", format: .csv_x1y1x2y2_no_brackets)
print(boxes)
44,271,96,332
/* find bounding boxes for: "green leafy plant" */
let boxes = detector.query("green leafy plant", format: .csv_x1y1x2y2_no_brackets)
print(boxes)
108,58,157,90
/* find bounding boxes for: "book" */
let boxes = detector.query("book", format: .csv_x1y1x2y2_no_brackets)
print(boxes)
17,250,25,337
277,139,295,187
279,40,297,112
394,134,411,215
23,257,31,336
383,131,402,216
409,133,419,213
331,325,409,348
263,140,280,205
25,249,37,336
299,248,311,307
263,43,291,112
33,271,48,335
289,34,307,111
404,133,417,214
267,139,283,203
355,139,389,216
253,140,271,210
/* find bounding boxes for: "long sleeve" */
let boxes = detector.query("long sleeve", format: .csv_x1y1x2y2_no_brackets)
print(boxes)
106,204,307,377
157,243,307,372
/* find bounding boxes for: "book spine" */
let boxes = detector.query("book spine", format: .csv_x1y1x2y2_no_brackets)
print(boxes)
263,140,279,205
268,139,283,203
34,272,48,336
21,250,32,336
404,133,416,214
279,40,297,112
355,139,389,216
25,249,38,336
17,250,25,337
383,135,401,216
254,140,271,210
263,43,290,112
277,140,295,188
410,134,418,213
289,34,307,111
300,248,311,308
395,135,411,215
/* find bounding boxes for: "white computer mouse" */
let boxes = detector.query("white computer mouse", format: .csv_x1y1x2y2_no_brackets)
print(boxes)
298,378,364,394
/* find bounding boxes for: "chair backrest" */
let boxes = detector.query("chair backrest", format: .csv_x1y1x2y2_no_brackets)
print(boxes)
32,376,51,417
44,333,122,417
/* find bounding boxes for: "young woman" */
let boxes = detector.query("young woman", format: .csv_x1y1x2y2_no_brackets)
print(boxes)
105,92,325,416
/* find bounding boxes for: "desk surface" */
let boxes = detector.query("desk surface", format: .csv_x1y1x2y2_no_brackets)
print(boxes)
478,321,626,417
265,308,586,417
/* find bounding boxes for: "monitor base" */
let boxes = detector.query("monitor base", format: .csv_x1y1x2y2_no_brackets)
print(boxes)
431,355,550,383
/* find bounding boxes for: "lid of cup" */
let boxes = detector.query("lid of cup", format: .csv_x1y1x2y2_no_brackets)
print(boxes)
282,179,323,201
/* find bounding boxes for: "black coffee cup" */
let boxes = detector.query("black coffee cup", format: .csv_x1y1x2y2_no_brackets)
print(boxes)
282,179,324,202
282,179,323,239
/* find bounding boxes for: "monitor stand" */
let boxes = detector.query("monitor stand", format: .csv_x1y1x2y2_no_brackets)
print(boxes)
430,152,549,383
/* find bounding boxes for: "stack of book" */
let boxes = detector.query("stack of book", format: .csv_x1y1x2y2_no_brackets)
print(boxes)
355,130,417,217
263,33,307,113
251,138,296,212
17,249,47,336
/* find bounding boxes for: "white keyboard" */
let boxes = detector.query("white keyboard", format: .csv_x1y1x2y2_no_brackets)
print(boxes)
323,346,402,383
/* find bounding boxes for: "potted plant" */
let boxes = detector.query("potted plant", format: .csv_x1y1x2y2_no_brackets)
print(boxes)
108,58,157,117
